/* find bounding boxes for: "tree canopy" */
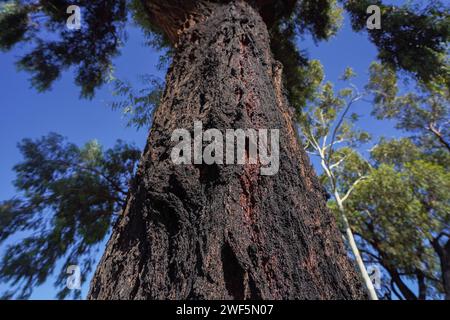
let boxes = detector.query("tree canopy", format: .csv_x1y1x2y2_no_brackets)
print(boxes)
0,134,140,299
297,59,449,299
342,138,449,299
1,0,448,106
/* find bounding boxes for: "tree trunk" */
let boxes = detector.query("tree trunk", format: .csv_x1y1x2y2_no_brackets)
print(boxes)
433,238,450,300
442,240,450,300
88,0,366,300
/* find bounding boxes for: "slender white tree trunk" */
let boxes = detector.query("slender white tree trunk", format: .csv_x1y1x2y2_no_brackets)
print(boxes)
318,155,378,300
334,191,379,300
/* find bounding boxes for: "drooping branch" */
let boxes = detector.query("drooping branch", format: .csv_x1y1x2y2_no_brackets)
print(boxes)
428,122,450,152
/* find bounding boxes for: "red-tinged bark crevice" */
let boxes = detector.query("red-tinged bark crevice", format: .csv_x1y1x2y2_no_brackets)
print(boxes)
88,0,366,300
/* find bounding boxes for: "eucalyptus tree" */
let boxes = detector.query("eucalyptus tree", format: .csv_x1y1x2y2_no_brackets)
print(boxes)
1,0,448,299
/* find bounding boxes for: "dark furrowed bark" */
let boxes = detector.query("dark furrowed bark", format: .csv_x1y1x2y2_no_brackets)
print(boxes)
433,238,450,300
141,0,296,43
443,240,450,300
88,1,366,300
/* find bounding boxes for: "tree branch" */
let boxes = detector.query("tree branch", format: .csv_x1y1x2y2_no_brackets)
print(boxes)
428,122,450,152
341,176,368,203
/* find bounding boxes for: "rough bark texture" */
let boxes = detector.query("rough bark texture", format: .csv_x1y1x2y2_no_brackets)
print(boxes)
88,0,366,299
443,240,450,300
141,0,296,43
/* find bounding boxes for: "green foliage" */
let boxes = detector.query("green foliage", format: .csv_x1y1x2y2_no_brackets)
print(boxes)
269,25,324,115
0,0,128,98
0,133,140,299
342,139,449,299
343,0,450,85
110,74,164,129
128,0,171,50
367,62,450,151
298,63,371,157
1,0,446,107
268,0,344,113
298,62,450,299
326,146,370,195
295,0,343,40
365,62,398,111
297,64,381,297
0,1,29,51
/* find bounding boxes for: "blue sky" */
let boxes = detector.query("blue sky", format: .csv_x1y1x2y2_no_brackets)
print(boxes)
0,14,403,299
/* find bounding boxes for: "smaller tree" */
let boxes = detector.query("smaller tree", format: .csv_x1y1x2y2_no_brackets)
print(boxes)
299,62,450,299
298,62,376,299
341,62,450,299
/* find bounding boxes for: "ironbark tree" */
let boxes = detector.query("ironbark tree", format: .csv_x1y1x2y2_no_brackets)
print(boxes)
88,0,366,299
2,0,448,300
